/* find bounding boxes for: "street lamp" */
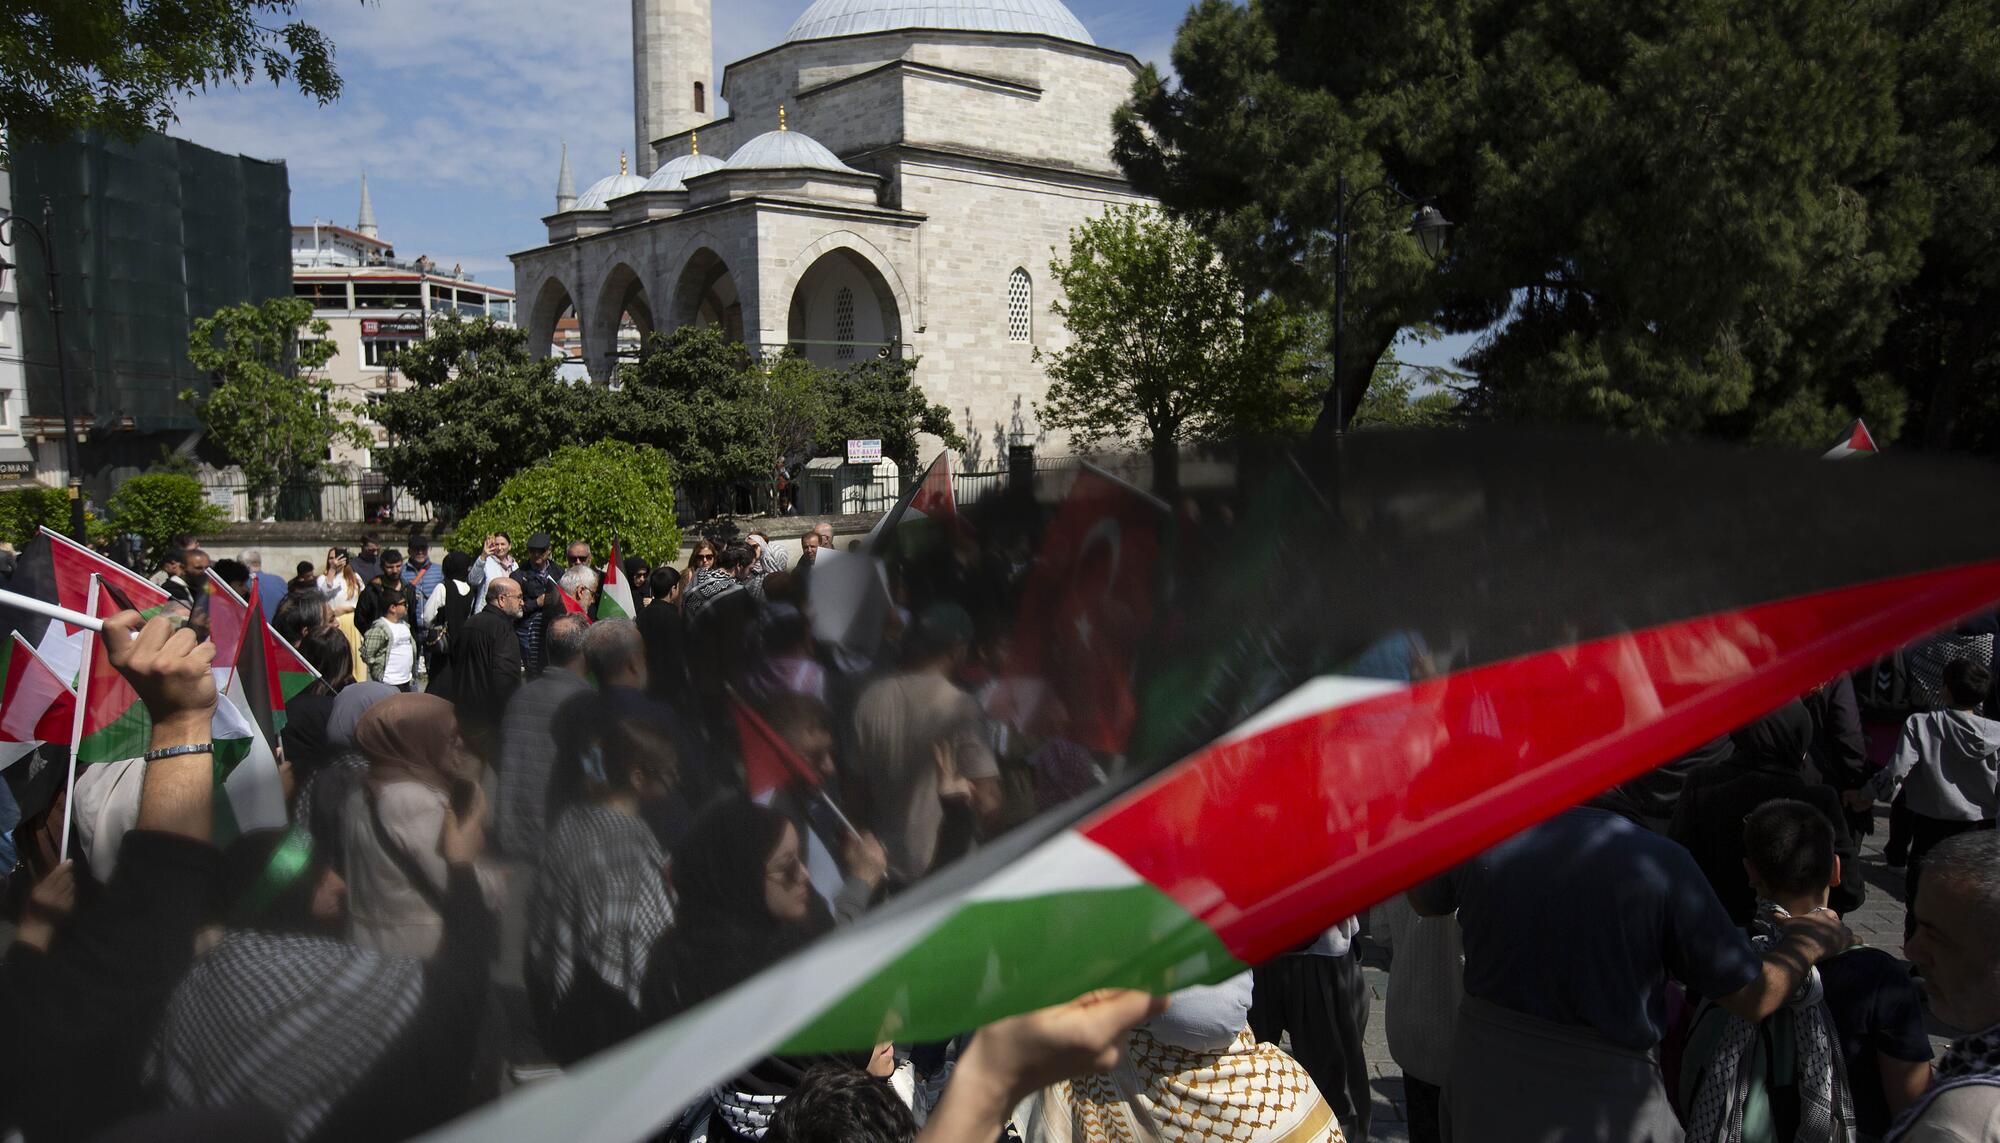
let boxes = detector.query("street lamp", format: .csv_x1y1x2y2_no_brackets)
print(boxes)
0,196,87,542
1319,174,1452,439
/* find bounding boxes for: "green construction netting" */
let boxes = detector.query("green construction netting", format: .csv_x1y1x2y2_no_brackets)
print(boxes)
11,129,291,433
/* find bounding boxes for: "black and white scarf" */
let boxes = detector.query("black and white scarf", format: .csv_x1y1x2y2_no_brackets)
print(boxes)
1685,905,1856,1143
527,804,673,1008
1885,1023,2000,1142
682,568,743,621
150,930,426,1142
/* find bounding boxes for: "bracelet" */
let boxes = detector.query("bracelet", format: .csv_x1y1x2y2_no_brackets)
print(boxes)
143,742,214,762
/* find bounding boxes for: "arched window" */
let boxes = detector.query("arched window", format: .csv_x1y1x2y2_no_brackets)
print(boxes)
835,286,855,359
1006,268,1032,343
693,82,706,113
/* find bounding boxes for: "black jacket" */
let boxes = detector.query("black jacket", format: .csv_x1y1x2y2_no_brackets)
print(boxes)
1668,759,1867,927
429,608,521,728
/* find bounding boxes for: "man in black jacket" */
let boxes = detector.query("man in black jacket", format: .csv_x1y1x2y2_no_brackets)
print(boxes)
432,578,525,764
355,548,420,633
1668,698,1866,927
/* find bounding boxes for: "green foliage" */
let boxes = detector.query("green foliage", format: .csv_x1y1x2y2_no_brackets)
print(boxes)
447,441,681,567
0,485,112,548
0,0,343,164
815,355,964,466
371,315,611,520
185,296,371,517
1116,0,1992,449
1350,370,1466,431
106,474,225,560
1037,205,1309,491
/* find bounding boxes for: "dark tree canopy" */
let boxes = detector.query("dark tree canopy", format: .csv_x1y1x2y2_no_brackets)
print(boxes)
1117,0,2000,451
0,0,345,162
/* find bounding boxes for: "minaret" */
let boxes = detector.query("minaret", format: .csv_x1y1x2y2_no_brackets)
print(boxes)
356,171,378,238
631,0,713,176
555,141,576,212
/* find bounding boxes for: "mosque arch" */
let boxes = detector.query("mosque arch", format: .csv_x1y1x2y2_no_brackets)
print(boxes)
781,233,911,367
525,274,583,369
589,262,657,377
668,246,744,344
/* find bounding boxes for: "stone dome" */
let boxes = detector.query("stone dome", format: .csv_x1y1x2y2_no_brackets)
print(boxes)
642,151,728,191
573,170,647,211
783,0,1094,45
723,128,865,175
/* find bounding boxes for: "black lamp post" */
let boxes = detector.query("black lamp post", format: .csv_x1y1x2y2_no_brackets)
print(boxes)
0,195,87,541
1319,174,1452,439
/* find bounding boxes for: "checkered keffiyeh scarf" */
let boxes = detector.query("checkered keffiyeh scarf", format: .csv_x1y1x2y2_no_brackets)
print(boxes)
1908,633,1994,709
1685,907,1856,1143
1886,1023,2000,1142
682,568,743,620
713,1088,785,1138
527,804,672,1008
1029,1029,1347,1143
150,931,426,1142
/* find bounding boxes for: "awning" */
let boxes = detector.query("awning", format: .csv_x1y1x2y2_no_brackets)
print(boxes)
0,446,41,489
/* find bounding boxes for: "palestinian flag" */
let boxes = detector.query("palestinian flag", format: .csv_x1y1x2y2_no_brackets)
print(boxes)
1824,418,1879,460
1,633,75,768
207,572,320,732
214,578,292,838
1,530,171,687
865,451,957,557
732,691,848,908
423,430,2000,1143
600,538,637,621
68,576,287,846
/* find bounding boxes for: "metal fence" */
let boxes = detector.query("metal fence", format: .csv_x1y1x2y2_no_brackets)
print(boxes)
196,469,435,524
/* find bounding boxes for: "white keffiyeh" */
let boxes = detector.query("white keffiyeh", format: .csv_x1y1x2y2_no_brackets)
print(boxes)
527,804,672,1007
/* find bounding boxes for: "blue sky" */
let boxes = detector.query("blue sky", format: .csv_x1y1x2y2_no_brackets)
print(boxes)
171,0,1474,372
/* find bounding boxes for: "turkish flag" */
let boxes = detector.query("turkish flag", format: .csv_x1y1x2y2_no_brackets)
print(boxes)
1002,464,1170,755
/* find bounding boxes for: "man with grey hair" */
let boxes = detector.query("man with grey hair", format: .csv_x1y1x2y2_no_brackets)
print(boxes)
236,549,287,621
497,612,593,864
1898,830,2000,1140
559,563,600,617
583,617,646,692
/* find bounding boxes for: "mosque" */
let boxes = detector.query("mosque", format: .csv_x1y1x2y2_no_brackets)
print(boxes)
509,0,1152,464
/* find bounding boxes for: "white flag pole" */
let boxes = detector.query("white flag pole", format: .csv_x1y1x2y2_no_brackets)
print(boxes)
58,576,101,861
0,586,104,633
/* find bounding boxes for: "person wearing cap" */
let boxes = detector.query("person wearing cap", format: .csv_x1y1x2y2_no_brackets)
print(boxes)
851,601,1004,881
510,533,561,675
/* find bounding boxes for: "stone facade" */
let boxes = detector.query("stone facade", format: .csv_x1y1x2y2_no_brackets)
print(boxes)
513,17,1150,464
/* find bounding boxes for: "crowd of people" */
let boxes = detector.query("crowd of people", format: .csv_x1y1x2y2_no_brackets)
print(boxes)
2,496,1999,1143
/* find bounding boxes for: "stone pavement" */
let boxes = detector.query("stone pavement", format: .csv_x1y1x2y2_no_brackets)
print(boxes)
1343,805,1944,1141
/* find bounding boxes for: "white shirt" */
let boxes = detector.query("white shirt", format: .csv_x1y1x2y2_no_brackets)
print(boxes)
318,573,361,612
380,620,415,685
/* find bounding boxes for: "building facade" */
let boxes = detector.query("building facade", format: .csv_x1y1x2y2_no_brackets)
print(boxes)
0,160,33,492
511,0,1151,467
284,177,516,518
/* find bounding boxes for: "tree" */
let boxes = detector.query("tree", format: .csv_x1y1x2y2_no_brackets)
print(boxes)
106,474,225,562
816,355,963,469
1037,205,1309,494
1115,0,1935,446
0,0,344,163
1350,371,1465,431
185,296,371,519
447,441,682,568
0,486,109,548
370,315,613,520
615,326,769,520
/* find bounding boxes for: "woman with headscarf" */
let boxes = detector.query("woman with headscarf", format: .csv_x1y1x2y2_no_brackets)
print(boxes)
1668,699,1866,927
525,692,683,1066
151,798,498,1142
420,551,477,693
1017,973,1347,1143
641,800,884,1140
342,693,503,956
280,629,358,798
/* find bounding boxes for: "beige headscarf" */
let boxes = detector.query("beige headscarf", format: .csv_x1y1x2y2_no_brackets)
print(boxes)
354,692,478,791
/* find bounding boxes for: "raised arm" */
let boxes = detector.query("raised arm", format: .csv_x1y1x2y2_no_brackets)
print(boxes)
101,610,217,843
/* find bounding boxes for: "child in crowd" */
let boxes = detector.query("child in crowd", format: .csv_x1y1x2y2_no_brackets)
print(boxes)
360,593,418,691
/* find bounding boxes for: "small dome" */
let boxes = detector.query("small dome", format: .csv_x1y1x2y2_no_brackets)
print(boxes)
784,0,1094,44
572,171,647,211
723,129,865,175
642,151,728,192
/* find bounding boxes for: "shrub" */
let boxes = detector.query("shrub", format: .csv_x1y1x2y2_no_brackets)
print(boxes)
106,474,226,562
447,441,681,566
0,485,75,547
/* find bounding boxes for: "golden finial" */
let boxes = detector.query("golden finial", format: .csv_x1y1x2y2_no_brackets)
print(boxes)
691,131,699,156
619,150,629,175
778,104,788,131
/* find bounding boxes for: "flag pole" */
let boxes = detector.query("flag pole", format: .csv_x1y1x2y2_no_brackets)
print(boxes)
0,586,103,633
58,575,100,860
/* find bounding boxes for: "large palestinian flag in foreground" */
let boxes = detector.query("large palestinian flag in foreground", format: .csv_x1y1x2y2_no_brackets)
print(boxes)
424,430,2000,1143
